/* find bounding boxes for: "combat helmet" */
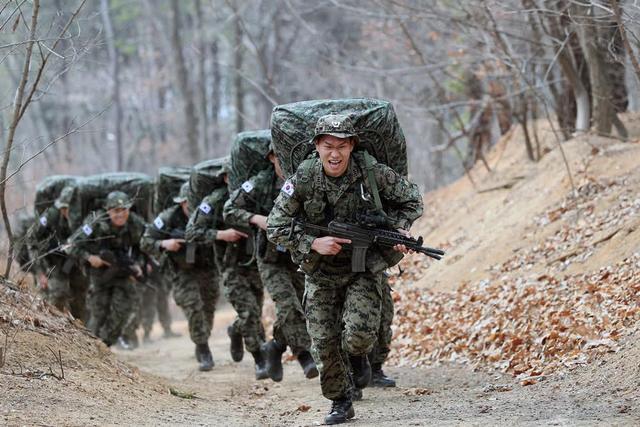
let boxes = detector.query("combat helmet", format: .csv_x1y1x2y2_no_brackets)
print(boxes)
313,114,358,142
54,186,74,209
173,182,190,204
105,191,132,210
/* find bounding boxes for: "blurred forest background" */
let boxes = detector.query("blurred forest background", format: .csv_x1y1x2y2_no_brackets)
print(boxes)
2,0,640,230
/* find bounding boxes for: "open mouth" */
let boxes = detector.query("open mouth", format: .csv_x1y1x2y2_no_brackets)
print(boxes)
328,159,342,168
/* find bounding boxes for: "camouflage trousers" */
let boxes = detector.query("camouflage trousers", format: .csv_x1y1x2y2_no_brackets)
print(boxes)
222,265,265,353
87,275,137,346
173,268,220,345
45,266,88,323
370,276,394,367
304,269,382,400
257,258,310,355
121,282,155,340
140,279,172,333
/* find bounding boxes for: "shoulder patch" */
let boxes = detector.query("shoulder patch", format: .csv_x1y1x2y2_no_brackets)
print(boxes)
199,202,212,214
153,216,164,229
241,181,254,193
282,180,295,196
82,224,93,236
39,216,47,227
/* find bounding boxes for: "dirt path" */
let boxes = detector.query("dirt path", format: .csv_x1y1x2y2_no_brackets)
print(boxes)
108,304,638,426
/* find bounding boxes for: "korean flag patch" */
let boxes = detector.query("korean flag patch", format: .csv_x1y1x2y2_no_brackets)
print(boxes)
39,216,47,227
153,216,164,229
241,181,254,193
82,224,93,236
199,202,212,214
281,180,295,197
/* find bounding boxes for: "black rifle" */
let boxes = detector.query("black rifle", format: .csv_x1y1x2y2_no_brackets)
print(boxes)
95,249,146,286
157,228,196,264
293,219,445,273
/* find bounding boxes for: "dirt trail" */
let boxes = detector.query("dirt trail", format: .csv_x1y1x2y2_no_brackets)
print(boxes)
106,304,638,426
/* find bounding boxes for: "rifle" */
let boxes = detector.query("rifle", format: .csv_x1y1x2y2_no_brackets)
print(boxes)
157,228,196,264
292,219,445,273
95,249,146,286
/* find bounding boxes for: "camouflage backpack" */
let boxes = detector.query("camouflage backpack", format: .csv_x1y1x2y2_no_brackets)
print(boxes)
188,157,228,208
154,166,191,214
34,175,78,215
270,98,408,178
69,172,154,228
229,130,272,191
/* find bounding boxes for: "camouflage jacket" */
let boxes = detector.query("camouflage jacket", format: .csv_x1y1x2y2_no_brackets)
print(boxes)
187,185,256,267
223,167,288,264
266,151,423,274
30,206,73,273
141,204,214,270
66,210,147,269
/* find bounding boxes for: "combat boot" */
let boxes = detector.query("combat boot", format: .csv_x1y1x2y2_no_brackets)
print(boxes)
324,397,355,425
227,325,244,362
370,363,396,387
296,350,319,379
196,343,214,371
349,354,371,389
251,350,269,380
262,339,286,382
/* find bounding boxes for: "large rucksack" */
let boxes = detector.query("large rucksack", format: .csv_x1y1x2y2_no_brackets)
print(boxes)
188,157,228,208
34,175,78,215
229,130,272,191
69,172,154,228
270,98,408,178
154,166,191,214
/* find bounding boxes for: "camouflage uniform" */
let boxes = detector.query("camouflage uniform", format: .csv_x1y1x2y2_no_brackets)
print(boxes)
267,151,423,401
223,168,311,356
30,187,88,321
186,186,266,354
141,204,219,346
67,194,147,346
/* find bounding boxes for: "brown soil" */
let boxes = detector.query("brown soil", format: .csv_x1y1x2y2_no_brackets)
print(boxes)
2,116,640,426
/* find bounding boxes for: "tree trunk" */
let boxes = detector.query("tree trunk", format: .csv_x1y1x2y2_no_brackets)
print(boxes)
194,0,209,155
170,0,199,162
100,0,123,170
1,0,40,279
231,0,245,134
210,40,221,155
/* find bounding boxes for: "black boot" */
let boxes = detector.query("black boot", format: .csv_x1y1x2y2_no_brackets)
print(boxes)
227,325,244,362
370,363,396,387
196,343,214,371
251,350,269,380
349,354,371,389
262,340,286,382
324,397,355,425
296,351,319,379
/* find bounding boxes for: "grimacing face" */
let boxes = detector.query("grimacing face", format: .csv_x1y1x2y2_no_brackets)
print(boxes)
314,135,355,178
108,207,130,227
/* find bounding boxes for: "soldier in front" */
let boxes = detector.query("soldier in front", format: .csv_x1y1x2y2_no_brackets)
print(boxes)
267,114,423,425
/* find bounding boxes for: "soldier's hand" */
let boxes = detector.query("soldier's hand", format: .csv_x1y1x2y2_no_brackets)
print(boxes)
131,264,144,278
38,273,48,290
161,238,184,252
393,229,414,254
217,229,249,242
311,236,351,255
87,255,110,268
249,214,268,231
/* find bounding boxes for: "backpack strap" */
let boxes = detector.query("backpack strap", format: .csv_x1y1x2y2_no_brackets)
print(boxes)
361,151,383,212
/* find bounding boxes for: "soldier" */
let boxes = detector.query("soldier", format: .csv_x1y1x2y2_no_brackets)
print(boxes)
267,114,423,424
30,186,88,321
142,183,238,371
223,145,318,382
185,169,269,379
66,191,146,347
